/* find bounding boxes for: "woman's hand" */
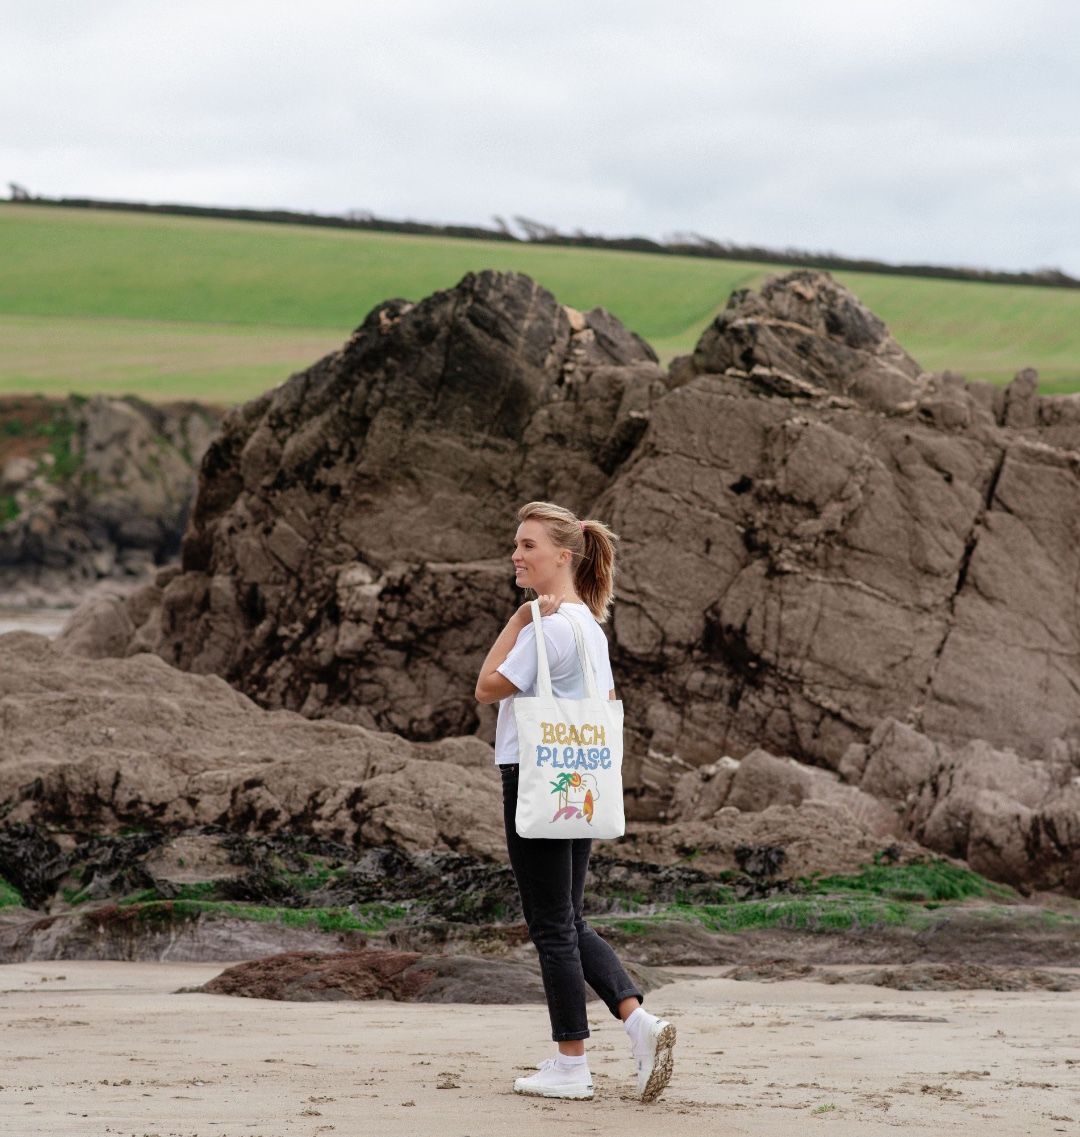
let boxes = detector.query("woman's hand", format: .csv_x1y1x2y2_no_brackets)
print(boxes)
516,593,564,622
479,594,567,703
537,593,564,616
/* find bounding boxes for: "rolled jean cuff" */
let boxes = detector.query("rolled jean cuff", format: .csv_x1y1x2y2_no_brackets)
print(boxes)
552,1028,591,1042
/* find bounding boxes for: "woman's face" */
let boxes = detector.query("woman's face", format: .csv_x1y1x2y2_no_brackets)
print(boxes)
512,519,567,589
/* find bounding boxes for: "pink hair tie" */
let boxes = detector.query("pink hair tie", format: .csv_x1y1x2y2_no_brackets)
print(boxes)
579,520,586,533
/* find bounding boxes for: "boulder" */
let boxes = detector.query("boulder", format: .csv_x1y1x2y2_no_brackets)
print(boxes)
196,948,674,1004
671,746,899,839
725,748,812,811
856,718,941,802
670,755,739,820
53,592,135,658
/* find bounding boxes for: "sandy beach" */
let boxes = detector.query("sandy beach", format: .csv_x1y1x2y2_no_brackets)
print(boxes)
0,962,1077,1136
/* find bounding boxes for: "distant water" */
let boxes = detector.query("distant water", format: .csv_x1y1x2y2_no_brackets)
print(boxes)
0,608,72,638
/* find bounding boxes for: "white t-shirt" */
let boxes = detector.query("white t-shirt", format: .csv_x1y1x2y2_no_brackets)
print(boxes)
493,602,615,766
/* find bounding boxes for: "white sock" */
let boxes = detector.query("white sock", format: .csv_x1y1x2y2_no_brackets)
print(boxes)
555,1052,588,1070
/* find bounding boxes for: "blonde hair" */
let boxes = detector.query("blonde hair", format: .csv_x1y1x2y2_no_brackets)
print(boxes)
516,501,619,624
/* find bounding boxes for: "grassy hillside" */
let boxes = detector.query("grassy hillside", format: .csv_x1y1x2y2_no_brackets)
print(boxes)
2,203,1078,403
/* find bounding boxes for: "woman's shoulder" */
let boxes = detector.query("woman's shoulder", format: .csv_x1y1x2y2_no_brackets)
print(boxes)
542,611,580,636
562,608,611,649
529,606,603,639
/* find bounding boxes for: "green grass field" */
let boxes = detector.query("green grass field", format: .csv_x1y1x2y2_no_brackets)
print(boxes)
3,203,1079,403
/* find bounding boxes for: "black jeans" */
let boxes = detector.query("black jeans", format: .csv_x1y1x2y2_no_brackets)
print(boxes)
500,763,643,1041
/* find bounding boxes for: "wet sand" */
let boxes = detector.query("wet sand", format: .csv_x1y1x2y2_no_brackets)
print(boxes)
0,962,1077,1136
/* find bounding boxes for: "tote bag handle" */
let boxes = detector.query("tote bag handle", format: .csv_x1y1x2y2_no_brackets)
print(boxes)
528,599,600,701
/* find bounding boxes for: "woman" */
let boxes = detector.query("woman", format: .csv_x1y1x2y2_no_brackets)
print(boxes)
475,500,676,1102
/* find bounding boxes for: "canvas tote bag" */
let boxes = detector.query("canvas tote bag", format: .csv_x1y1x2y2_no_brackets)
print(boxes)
513,599,625,839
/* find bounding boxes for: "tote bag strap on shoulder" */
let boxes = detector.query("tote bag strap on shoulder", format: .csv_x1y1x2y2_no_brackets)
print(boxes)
528,599,600,700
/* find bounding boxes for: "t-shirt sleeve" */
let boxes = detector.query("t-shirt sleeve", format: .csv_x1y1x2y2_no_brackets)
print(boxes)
496,618,569,693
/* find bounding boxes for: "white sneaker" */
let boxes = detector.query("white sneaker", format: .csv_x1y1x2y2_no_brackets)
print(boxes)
513,1057,594,1100
631,1015,676,1102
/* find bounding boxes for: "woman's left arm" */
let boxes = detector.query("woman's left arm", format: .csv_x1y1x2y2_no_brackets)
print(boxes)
475,594,564,703
474,604,532,704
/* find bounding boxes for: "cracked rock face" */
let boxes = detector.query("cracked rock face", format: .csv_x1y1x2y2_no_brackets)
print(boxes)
131,270,664,736
65,269,1080,800
595,273,1080,788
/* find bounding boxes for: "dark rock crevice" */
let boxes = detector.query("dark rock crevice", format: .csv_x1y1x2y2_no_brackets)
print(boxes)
913,444,1008,730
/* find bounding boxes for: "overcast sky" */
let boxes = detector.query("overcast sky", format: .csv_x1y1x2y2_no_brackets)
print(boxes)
4,0,1078,273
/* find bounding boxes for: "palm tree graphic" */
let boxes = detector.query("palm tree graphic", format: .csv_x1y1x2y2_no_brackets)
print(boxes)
549,772,575,801
548,771,596,823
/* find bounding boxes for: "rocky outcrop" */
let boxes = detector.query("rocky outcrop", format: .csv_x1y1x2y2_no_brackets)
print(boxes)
6,630,1078,895
0,395,221,606
0,631,916,882
670,747,898,837
80,272,665,741
68,270,1080,805
671,718,1080,895
844,718,1080,895
0,824,747,925
195,948,672,1004
4,636,1078,967
0,906,365,963
603,275,1080,786
0,632,503,857
196,949,528,1003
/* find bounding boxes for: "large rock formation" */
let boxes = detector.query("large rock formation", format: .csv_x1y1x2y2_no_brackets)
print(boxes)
63,270,1080,809
609,279,1080,781
108,272,665,742
0,395,221,606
